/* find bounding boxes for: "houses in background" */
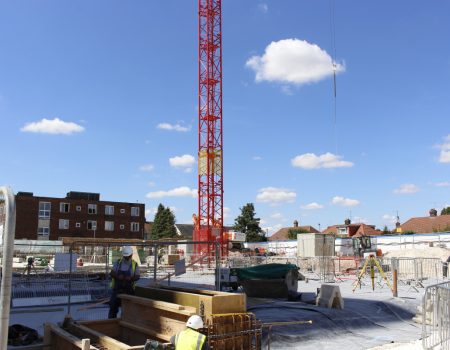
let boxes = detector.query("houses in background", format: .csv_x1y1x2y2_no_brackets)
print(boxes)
399,208,450,234
7,191,145,240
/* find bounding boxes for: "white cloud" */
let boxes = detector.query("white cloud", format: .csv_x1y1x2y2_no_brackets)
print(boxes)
223,207,231,220
270,212,283,220
246,39,345,85
393,184,420,194
252,156,263,161
438,135,450,163
332,196,360,207
148,181,156,187
258,3,268,13
301,202,324,210
382,214,397,224
139,164,155,172
145,207,158,218
157,122,191,132
169,154,196,173
146,186,197,199
291,152,353,169
433,182,450,187
256,187,296,204
20,118,84,135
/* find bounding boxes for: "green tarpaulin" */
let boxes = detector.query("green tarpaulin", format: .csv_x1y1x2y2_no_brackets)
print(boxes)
234,263,298,281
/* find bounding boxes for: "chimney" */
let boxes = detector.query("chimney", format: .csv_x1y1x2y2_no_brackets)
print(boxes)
293,220,299,227
430,208,438,217
344,218,351,225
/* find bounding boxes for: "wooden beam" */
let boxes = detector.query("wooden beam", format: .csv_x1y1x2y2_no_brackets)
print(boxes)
66,323,130,350
119,320,172,343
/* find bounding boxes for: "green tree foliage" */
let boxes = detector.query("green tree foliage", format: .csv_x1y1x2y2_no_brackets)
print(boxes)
233,203,266,242
287,228,309,240
152,203,177,240
441,207,450,215
382,226,391,235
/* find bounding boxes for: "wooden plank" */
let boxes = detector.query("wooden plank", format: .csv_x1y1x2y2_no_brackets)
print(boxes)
79,318,121,338
119,320,172,342
120,298,191,340
81,339,90,350
119,294,196,314
47,324,98,350
66,323,131,350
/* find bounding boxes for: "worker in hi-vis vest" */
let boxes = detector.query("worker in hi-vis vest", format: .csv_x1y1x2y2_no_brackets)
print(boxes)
108,246,140,319
171,315,209,350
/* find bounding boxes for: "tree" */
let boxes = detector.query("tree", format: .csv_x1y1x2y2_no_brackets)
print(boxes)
382,226,391,235
287,228,309,240
233,203,266,242
441,207,450,215
152,203,177,240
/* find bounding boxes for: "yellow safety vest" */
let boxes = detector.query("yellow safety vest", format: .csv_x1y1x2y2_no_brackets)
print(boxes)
174,328,206,350
109,259,137,290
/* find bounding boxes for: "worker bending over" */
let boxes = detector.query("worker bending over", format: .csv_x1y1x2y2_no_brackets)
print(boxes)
108,246,140,319
171,315,209,350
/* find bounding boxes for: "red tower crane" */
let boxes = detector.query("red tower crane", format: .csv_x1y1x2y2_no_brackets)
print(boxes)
193,0,224,255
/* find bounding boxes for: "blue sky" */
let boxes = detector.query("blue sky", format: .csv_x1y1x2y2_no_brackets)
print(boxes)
1,1,449,235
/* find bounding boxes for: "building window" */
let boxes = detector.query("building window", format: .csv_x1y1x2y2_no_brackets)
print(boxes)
105,221,114,231
131,222,139,232
105,205,114,215
87,220,97,230
88,204,97,214
131,207,140,217
76,205,81,211
120,208,125,214
37,227,49,236
39,202,51,218
76,222,81,228
120,224,125,230
338,227,347,235
59,219,69,230
60,203,70,213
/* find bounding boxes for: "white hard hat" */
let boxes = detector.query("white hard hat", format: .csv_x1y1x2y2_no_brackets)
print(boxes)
122,246,133,257
186,315,203,330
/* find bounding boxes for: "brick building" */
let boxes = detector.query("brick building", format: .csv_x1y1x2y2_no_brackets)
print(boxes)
9,191,145,240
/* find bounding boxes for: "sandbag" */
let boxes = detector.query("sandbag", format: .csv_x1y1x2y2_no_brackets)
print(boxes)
8,324,39,346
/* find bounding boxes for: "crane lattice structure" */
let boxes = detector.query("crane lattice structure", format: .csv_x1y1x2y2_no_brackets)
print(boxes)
194,0,225,255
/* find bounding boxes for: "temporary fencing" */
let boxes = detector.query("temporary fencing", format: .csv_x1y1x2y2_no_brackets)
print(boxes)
1,240,222,322
422,281,450,350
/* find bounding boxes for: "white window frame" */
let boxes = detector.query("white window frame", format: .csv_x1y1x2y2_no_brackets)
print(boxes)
37,227,50,236
76,222,81,228
59,219,69,230
88,204,97,214
39,202,51,218
105,205,114,215
87,220,97,230
131,222,139,232
59,202,70,213
105,221,114,231
131,207,140,217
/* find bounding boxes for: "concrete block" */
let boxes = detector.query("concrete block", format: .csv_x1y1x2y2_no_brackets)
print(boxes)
316,284,344,309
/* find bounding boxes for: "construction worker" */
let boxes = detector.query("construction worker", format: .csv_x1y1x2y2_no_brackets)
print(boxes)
171,315,209,350
108,246,140,319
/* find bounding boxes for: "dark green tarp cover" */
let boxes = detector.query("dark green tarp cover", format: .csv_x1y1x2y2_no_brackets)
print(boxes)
234,263,298,281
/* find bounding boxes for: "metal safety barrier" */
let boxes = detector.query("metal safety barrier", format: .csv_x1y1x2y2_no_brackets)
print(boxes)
422,281,450,350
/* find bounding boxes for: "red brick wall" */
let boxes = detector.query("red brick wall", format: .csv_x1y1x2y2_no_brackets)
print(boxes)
15,194,145,240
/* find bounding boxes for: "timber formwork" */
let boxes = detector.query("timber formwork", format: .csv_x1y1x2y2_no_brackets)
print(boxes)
34,286,261,350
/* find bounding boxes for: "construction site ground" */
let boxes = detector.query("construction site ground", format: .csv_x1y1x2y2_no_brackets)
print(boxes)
8,272,427,350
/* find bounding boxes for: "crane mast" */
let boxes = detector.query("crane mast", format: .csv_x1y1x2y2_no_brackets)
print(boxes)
194,0,224,255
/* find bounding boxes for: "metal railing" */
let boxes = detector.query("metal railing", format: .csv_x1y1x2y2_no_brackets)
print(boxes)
422,281,450,350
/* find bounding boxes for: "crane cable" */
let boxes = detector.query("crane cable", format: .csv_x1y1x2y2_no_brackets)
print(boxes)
329,0,338,155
